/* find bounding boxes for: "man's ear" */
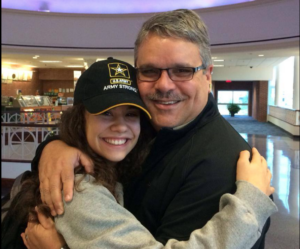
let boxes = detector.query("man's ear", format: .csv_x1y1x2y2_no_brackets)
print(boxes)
204,65,213,81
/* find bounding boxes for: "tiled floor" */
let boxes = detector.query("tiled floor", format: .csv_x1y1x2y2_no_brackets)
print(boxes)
224,115,299,248
240,134,299,249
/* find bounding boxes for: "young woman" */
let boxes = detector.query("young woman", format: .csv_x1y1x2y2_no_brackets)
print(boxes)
1,58,276,249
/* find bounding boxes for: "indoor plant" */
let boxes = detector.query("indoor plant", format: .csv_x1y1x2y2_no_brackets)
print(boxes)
227,103,241,117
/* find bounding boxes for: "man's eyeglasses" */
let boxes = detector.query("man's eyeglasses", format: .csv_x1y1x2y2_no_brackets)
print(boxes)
136,65,206,82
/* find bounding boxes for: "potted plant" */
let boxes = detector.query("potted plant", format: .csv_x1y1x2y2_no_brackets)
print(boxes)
227,103,241,117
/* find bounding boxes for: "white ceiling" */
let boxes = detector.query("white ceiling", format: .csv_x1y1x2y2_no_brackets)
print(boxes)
2,38,299,69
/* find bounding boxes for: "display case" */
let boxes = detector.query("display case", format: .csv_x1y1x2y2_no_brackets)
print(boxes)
20,95,39,107
17,95,52,107
34,96,52,106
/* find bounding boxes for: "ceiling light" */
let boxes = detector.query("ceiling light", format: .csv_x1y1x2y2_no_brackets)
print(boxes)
65,65,84,68
258,54,264,57
96,58,105,62
214,59,224,62
212,57,218,59
3,62,18,65
213,65,224,67
40,61,61,63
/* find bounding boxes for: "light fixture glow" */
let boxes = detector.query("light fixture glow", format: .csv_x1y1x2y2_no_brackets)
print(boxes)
258,54,264,57
40,61,62,63
66,65,84,68
4,62,18,65
1,67,33,81
214,59,224,62
213,65,224,67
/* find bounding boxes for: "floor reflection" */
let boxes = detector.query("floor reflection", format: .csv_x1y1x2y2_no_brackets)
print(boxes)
240,133,299,248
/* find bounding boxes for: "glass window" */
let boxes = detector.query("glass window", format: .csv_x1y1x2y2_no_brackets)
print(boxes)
217,90,249,116
277,57,294,108
233,91,248,104
218,91,233,103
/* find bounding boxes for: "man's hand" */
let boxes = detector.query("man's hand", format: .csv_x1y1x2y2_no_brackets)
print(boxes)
21,206,65,249
237,147,275,196
39,140,94,216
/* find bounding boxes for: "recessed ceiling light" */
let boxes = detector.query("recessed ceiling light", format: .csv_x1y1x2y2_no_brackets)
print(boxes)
96,58,105,62
212,57,218,59
40,61,62,63
258,54,264,57
214,59,224,62
213,65,224,67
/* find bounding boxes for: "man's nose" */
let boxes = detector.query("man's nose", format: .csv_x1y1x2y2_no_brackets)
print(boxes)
154,70,176,92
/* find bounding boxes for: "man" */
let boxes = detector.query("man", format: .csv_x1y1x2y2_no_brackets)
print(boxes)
33,9,270,248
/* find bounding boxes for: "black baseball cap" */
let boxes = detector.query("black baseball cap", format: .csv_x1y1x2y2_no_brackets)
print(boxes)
74,57,151,119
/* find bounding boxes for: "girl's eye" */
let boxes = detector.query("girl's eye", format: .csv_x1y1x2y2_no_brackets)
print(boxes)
126,111,140,118
101,111,112,116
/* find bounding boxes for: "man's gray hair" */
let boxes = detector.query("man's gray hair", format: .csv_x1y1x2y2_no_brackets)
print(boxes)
134,9,212,68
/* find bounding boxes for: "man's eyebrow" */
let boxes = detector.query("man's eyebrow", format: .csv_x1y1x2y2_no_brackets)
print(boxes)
137,63,157,68
137,63,194,68
171,63,194,68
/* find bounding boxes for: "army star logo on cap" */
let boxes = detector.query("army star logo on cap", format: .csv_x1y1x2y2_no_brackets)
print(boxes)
108,63,132,85
109,63,129,78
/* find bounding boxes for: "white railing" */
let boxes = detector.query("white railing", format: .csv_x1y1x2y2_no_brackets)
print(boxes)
1,111,61,124
1,111,61,161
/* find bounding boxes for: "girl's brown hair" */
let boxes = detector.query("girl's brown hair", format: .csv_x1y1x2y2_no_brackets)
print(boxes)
1,104,154,248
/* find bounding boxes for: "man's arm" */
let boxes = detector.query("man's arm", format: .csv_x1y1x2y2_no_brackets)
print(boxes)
32,138,93,216
150,148,272,244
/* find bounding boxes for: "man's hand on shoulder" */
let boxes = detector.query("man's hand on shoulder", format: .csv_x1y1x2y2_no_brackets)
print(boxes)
38,140,94,216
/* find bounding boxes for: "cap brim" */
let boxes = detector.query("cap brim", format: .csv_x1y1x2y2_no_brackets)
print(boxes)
83,93,151,119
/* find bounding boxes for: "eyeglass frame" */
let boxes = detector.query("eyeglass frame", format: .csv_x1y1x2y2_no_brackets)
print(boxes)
135,65,206,82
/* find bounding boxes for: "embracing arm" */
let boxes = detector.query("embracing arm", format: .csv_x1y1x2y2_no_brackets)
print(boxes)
32,138,93,216
23,148,276,249
53,178,276,249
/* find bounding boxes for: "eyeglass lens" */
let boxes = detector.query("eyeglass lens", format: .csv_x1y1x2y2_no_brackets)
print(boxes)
138,68,194,82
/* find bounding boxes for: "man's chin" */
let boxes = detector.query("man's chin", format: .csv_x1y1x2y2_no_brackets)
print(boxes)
151,117,179,130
